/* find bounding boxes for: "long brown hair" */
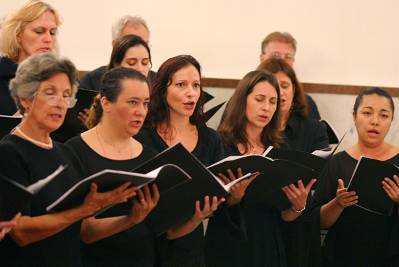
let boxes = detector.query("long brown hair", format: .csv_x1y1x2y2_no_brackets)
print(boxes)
257,57,308,117
218,70,283,153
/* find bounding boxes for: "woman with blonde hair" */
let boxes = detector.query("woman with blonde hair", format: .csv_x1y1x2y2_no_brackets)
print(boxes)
0,0,60,115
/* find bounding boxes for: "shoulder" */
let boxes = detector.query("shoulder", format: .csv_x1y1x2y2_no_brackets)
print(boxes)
79,65,107,90
199,125,220,141
0,57,17,76
65,135,85,149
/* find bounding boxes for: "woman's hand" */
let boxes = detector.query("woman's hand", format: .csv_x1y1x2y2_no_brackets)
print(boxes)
334,179,358,209
382,175,399,204
127,184,160,225
0,213,20,241
282,178,317,212
82,182,138,216
166,195,225,240
218,168,257,206
78,108,89,124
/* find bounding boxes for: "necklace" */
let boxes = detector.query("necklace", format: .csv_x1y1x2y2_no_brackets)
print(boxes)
95,127,133,157
13,126,53,149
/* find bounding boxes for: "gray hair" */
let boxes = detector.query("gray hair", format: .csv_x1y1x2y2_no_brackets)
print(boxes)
111,15,149,40
9,53,78,115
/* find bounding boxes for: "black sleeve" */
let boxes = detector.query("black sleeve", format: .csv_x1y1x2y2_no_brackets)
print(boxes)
310,120,329,151
311,156,339,209
306,94,321,120
79,67,105,91
0,143,32,215
208,128,225,164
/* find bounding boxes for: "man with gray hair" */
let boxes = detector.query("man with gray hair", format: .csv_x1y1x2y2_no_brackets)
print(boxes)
80,15,154,91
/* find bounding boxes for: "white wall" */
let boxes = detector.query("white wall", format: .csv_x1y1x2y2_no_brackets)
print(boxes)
2,0,399,86
2,0,398,146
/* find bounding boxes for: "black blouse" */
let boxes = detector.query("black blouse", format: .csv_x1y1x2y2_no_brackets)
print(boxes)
0,135,83,267
136,124,225,267
312,151,399,267
66,135,158,267
206,143,288,267
0,57,18,115
284,114,329,153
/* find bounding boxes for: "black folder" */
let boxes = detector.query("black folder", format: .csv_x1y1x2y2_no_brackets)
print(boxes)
53,88,98,142
133,143,250,235
46,164,191,213
208,154,318,210
347,157,398,216
0,166,65,220
265,147,327,174
0,115,22,139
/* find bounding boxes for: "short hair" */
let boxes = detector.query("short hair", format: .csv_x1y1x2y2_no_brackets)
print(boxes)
353,87,395,119
148,55,205,127
0,0,61,62
257,57,308,117
86,67,149,129
9,53,78,115
107,34,152,70
218,70,283,152
111,15,149,40
261,31,297,54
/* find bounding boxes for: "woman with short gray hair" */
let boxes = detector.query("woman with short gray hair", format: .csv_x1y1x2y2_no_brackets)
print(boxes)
0,53,138,267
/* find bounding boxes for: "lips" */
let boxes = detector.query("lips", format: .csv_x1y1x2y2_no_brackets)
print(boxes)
37,47,51,53
130,120,143,128
49,113,63,121
367,129,380,137
183,101,195,110
258,115,269,122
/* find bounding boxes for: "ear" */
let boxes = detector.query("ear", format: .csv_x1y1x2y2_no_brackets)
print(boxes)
19,97,32,113
100,96,111,113
259,53,266,63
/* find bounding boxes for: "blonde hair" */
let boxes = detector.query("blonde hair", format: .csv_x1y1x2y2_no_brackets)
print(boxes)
0,0,61,62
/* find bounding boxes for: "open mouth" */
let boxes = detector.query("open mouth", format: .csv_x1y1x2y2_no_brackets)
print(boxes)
367,129,380,136
130,120,143,127
183,101,195,110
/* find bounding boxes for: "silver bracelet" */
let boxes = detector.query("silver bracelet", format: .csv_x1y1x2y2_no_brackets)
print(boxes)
291,206,306,213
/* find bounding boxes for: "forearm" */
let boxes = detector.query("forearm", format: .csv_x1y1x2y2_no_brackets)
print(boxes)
281,208,302,222
11,204,93,246
320,198,343,229
166,218,201,240
81,216,135,244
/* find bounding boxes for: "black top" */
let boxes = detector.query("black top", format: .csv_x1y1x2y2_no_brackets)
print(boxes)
312,151,399,267
306,94,321,120
0,57,18,115
284,113,329,153
66,135,158,267
206,143,287,267
79,65,156,91
0,135,83,267
136,124,224,267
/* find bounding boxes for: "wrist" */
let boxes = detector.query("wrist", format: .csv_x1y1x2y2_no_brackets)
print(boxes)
290,205,306,213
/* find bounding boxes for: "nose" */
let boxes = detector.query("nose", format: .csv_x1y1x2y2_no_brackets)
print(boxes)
370,114,379,125
135,63,147,76
42,31,53,44
135,103,147,117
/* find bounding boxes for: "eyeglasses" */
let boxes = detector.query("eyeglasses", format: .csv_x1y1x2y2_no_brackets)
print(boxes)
34,92,77,108
269,51,295,61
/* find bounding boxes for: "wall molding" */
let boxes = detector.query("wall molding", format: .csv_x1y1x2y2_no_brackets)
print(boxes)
78,71,399,97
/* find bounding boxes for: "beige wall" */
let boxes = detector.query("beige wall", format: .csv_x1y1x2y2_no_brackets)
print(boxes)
2,0,399,86
2,0,398,146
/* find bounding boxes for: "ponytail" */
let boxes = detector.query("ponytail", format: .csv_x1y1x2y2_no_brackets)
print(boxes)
85,94,102,129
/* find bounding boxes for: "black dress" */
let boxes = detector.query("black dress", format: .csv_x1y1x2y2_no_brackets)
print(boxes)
0,57,17,115
136,124,224,267
283,114,329,152
205,143,288,267
0,135,83,267
281,113,329,267
312,151,399,267
66,135,158,267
